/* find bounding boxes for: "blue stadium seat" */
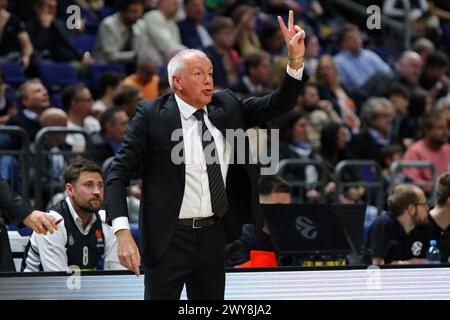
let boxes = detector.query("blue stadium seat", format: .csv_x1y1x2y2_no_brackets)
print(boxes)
1,61,29,87
98,6,115,19
51,92,64,110
5,87,17,106
71,34,96,55
37,62,79,92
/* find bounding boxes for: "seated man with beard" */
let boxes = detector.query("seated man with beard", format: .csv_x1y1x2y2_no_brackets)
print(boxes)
22,158,125,272
366,183,429,265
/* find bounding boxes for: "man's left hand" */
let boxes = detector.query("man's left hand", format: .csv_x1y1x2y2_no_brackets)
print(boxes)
277,10,306,62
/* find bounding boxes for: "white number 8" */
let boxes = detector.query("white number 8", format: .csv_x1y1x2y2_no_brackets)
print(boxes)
83,246,89,266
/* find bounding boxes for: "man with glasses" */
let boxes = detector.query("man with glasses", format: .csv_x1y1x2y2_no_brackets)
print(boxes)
366,183,429,265
347,97,396,166
62,84,100,152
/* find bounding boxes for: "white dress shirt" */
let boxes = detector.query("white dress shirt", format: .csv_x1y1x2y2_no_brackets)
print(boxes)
23,197,125,272
175,94,232,219
112,66,304,233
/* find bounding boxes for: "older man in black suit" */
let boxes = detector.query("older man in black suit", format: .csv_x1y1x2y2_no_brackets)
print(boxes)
105,10,308,300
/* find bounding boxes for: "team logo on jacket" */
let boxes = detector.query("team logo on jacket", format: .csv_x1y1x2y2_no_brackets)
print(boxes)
68,234,75,246
411,241,423,256
95,229,104,248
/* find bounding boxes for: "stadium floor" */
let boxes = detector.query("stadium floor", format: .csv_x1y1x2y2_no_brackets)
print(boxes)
1,265,450,299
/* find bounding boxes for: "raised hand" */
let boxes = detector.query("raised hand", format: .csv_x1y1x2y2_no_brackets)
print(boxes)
277,10,306,61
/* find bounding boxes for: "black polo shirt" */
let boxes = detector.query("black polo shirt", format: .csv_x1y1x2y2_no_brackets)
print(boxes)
366,212,428,264
422,215,450,263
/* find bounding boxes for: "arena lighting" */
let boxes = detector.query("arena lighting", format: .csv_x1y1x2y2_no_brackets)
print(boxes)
1,266,450,300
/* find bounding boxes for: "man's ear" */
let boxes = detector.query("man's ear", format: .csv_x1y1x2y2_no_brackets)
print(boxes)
407,203,416,216
172,75,182,92
66,183,73,196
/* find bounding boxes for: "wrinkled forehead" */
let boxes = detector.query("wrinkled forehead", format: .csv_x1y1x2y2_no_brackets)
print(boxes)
184,54,213,71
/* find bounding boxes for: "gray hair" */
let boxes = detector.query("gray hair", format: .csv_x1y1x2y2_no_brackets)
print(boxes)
360,97,394,122
167,49,209,89
17,78,44,103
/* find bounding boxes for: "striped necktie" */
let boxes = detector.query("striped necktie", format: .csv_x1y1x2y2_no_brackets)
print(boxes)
193,109,229,218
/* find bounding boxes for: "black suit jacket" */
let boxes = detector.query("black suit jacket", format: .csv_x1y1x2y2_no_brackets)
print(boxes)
0,177,33,271
105,73,308,266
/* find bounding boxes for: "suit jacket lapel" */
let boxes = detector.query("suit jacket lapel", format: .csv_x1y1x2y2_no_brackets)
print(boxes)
160,94,185,184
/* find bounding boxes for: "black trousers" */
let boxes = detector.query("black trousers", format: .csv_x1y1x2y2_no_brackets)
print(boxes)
0,222,15,272
144,220,226,300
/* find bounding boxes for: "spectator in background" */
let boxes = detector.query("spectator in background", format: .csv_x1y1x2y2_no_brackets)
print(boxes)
436,96,450,137
314,55,360,134
22,158,125,272
425,172,450,262
313,122,351,201
62,84,100,152
419,51,449,101
122,50,160,100
143,0,181,64
113,85,143,120
385,84,410,141
362,51,423,98
231,50,272,98
225,175,292,268
205,16,240,89
412,37,435,62
260,19,285,60
383,0,432,38
36,107,71,209
94,0,157,69
403,110,450,186
347,97,396,165
92,71,123,117
178,0,213,51
333,24,391,92
296,83,341,149
231,5,261,57
366,183,429,265
380,143,406,202
6,79,50,148
398,89,431,147
0,0,33,70
279,111,319,202
0,70,16,125
303,33,320,76
26,0,92,65
89,107,129,166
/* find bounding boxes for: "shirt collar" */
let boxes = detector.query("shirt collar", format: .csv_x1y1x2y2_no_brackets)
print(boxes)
174,94,208,120
23,109,39,120
65,196,97,233
368,127,391,146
